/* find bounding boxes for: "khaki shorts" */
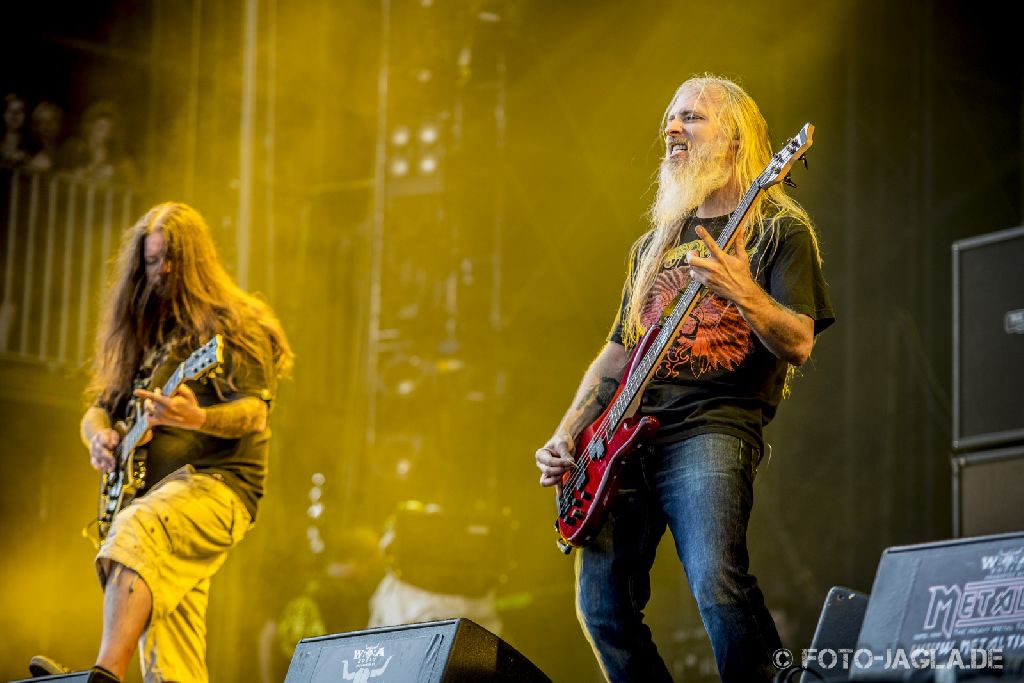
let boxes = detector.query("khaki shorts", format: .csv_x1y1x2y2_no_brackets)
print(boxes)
96,465,251,683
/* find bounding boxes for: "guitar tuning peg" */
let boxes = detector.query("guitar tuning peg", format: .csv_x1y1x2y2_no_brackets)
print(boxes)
782,173,797,188
798,154,808,169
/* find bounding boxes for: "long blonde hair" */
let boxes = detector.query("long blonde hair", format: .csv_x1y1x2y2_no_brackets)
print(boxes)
622,74,820,349
87,202,294,409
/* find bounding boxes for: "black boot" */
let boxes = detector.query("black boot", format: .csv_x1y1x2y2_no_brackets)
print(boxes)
87,665,120,683
28,655,71,677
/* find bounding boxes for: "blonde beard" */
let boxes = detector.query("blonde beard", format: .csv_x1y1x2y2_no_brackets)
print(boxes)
650,143,734,227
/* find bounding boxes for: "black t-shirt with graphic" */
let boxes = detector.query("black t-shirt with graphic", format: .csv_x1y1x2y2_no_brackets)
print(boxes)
608,213,835,450
101,333,276,520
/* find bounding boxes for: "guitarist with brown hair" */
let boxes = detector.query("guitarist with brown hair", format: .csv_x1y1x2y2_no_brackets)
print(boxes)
31,202,293,683
534,75,834,682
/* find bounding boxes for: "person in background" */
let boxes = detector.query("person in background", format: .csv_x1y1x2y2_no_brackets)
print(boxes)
26,100,64,173
2,93,30,167
66,100,138,185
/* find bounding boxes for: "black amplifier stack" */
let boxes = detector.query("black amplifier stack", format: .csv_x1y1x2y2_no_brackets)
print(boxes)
951,226,1024,537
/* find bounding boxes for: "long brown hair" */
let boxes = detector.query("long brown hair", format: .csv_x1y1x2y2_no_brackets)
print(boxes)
622,74,821,349
86,202,294,409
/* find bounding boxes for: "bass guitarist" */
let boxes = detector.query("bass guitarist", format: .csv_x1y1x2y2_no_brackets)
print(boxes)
534,75,834,682
31,202,292,683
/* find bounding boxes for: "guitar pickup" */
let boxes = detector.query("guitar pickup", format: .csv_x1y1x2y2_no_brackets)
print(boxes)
572,510,584,520
562,516,577,526
580,492,593,501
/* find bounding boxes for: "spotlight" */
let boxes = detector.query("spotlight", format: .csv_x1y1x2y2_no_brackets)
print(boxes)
312,473,325,486
417,69,433,84
396,458,411,477
419,124,438,144
309,486,322,502
435,357,464,373
307,502,323,519
418,155,437,175
391,126,410,146
307,525,325,553
390,157,410,177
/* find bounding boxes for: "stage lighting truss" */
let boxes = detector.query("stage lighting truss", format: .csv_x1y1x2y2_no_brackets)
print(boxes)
360,0,513,526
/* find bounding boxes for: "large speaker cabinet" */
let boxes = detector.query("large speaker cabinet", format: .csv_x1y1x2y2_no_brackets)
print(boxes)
953,444,1024,536
952,225,1024,452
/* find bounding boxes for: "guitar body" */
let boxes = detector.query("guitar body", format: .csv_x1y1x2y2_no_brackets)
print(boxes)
556,325,662,549
96,405,147,542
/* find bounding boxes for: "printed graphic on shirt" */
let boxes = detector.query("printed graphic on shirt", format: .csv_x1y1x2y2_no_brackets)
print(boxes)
640,238,754,380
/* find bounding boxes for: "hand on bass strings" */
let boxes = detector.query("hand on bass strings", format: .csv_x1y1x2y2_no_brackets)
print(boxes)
133,384,207,431
536,432,577,487
685,220,757,306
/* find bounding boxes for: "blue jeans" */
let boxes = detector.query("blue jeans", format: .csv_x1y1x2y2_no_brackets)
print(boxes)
575,432,781,682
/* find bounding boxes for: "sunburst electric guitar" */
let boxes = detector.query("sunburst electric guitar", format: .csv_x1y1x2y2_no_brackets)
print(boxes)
554,124,815,554
88,335,224,546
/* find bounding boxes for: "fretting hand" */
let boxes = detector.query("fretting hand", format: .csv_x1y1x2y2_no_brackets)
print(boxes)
133,385,207,431
685,220,758,307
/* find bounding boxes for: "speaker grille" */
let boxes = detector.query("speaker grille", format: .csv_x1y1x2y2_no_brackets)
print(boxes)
953,225,1024,451
956,446,1024,536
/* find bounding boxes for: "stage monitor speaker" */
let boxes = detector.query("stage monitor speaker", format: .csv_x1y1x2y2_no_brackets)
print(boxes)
954,445,1024,537
804,586,870,680
953,225,1024,452
9,673,90,682
847,676,1024,682
851,532,1024,680
284,618,551,683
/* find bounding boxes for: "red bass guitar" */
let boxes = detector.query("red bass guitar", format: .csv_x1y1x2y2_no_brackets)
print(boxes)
554,123,815,553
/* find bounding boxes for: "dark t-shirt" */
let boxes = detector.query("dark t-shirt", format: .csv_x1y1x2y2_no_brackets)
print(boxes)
102,334,276,520
608,213,835,450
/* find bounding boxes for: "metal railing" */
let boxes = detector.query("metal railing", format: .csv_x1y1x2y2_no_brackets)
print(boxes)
0,169,137,369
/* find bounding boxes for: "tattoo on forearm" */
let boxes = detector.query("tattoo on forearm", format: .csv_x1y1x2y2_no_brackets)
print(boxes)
572,376,620,422
574,377,619,411
200,398,267,438
596,377,619,407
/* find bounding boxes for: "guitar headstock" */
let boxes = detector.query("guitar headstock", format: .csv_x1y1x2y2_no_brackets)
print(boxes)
758,122,814,190
183,334,224,381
